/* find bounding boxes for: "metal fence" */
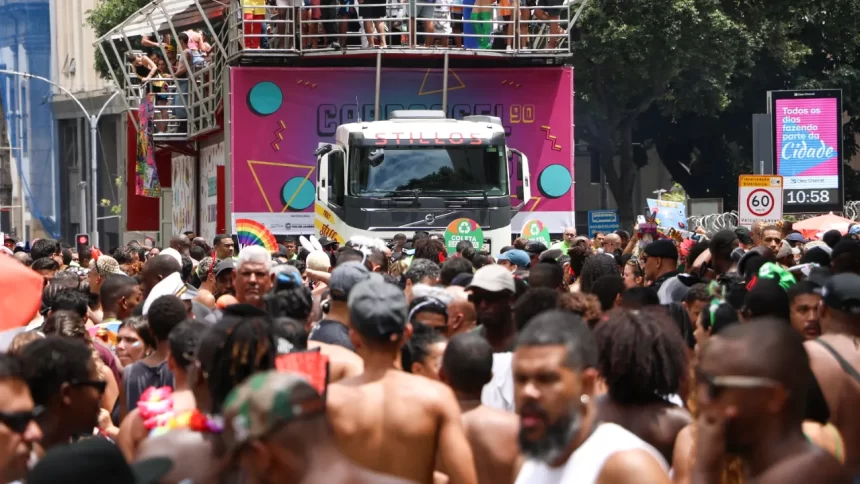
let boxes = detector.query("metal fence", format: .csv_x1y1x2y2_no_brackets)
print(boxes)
227,0,572,57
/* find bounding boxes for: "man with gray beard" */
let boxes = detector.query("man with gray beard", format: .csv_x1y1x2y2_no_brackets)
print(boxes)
512,311,670,484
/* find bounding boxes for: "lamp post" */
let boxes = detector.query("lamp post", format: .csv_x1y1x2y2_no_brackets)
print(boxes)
0,69,120,248
0,145,24,236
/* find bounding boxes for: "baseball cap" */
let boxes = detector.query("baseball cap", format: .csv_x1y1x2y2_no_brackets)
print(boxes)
329,261,372,301
804,240,832,256
644,239,679,260
317,237,338,248
496,249,530,268
734,227,754,245
28,437,172,484
348,278,408,342
820,273,860,315
142,272,199,315
160,248,183,266
214,258,237,277
93,255,125,276
785,232,807,244
467,264,515,294
708,230,739,256
306,250,331,272
776,240,800,259
222,371,325,455
525,241,548,255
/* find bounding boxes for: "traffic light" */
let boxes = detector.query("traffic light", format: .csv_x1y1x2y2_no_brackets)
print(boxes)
76,233,89,257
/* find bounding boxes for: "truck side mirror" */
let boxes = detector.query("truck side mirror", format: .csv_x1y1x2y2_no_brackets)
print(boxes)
368,149,385,167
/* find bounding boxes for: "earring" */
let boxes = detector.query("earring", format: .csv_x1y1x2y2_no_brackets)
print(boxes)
580,395,590,405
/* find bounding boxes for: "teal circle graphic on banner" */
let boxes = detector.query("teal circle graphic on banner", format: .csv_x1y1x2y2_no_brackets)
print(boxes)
538,164,572,198
248,82,283,116
281,177,315,210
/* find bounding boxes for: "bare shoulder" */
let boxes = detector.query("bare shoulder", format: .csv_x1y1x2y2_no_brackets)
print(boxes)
757,449,851,484
464,406,519,434
598,449,670,484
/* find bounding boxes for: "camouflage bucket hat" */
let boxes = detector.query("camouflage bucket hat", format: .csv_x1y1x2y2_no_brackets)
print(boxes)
222,371,325,453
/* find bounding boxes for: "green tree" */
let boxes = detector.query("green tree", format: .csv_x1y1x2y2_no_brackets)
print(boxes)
640,0,860,211
572,0,811,227
86,0,151,80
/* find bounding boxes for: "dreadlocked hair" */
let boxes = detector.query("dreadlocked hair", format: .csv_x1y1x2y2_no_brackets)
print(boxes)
201,315,278,413
593,308,687,404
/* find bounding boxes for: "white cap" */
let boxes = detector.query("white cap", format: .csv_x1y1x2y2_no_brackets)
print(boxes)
306,250,331,272
160,248,183,266
467,264,515,294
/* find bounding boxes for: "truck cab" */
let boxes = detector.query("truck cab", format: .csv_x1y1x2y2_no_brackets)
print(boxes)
314,110,530,253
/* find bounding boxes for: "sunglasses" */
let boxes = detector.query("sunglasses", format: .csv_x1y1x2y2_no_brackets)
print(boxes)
696,368,780,400
0,406,43,434
71,379,108,395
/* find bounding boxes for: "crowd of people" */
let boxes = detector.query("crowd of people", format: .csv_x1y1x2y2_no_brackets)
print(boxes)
0,220,858,483
240,0,564,51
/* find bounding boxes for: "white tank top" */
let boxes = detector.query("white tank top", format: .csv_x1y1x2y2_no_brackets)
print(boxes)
514,423,669,484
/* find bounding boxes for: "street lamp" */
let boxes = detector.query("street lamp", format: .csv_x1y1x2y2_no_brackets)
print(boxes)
0,69,121,248
0,145,25,236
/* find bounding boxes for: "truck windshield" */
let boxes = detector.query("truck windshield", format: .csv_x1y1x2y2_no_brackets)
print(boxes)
350,145,508,197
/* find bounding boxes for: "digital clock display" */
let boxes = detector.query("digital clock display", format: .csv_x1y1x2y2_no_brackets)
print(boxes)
769,90,844,213
784,189,838,205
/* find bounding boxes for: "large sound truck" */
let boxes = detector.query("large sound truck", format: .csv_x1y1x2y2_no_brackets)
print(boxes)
313,110,531,253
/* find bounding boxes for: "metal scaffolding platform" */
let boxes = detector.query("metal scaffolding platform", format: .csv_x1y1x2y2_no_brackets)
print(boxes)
96,0,583,141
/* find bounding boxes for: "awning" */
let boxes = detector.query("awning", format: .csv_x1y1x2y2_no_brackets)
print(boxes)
97,0,228,42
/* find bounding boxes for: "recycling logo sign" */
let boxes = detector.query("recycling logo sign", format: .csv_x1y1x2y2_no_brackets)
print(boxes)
444,218,484,254
520,219,551,247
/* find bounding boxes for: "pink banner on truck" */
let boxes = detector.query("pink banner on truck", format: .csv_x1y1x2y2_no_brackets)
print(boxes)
229,66,574,234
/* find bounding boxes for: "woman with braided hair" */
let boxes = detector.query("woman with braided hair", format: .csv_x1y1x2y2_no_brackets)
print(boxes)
192,306,278,414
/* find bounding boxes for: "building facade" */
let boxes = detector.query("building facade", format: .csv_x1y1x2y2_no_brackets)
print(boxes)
50,0,126,249
0,0,56,240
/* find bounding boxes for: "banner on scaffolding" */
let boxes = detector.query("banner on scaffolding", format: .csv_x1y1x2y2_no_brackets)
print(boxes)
136,95,161,198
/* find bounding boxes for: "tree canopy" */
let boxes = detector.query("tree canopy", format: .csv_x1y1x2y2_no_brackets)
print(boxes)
574,0,860,224
86,0,151,80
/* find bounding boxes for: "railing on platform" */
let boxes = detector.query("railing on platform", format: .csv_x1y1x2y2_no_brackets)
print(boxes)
227,0,573,57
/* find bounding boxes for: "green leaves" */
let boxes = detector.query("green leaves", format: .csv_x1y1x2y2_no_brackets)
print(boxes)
86,0,151,79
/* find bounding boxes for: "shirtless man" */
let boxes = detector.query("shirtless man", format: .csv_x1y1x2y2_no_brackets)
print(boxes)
805,273,860,474
223,372,409,484
513,310,670,484
326,278,478,484
693,318,850,483
441,333,519,484
307,340,363,382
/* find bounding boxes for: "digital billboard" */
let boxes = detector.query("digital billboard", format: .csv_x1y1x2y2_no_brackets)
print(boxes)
768,89,843,213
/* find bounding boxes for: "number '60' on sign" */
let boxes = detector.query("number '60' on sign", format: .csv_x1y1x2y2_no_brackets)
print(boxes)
748,190,774,216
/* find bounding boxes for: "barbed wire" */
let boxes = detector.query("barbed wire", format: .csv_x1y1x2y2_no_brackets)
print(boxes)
687,212,739,236
687,203,859,235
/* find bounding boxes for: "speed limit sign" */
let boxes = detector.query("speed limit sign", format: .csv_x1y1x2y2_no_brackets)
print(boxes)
738,175,783,226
